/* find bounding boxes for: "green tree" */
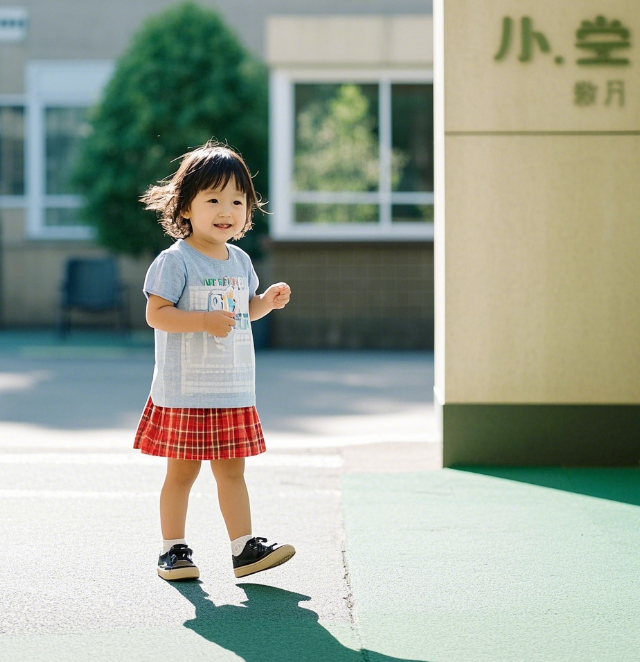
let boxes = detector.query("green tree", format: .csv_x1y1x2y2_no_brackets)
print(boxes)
294,84,407,224
295,84,380,193
72,2,269,258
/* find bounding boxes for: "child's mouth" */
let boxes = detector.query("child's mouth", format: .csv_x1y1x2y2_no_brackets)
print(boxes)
214,224,232,229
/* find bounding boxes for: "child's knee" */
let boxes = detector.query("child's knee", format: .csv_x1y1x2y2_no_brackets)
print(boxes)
166,458,201,485
210,458,245,481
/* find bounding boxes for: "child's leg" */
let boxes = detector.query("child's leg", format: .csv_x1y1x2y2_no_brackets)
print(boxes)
209,458,251,540
160,458,202,539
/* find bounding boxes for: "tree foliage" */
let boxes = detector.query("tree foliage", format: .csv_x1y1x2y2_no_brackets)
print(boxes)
294,84,407,224
73,2,269,258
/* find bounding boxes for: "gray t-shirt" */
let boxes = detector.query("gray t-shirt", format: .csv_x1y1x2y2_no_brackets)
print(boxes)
143,239,259,408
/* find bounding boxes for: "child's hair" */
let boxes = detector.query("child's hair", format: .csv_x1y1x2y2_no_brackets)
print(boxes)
140,139,267,241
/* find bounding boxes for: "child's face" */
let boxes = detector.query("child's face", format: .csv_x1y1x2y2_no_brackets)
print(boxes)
182,179,247,246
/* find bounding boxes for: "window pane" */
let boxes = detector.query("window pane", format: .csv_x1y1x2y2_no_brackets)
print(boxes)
392,204,433,223
45,207,86,227
45,107,90,195
295,203,378,225
294,83,379,193
391,84,433,192
0,106,25,195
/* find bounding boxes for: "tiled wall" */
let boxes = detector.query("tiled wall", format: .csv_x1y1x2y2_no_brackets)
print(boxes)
268,242,434,349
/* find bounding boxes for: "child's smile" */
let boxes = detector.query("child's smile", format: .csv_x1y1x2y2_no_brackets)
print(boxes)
182,178,247,255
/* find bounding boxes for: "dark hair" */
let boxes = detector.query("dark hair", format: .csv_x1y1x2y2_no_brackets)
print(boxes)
140,139,267,241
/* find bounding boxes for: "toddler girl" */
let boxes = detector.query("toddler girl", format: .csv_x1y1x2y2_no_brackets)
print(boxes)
133,140,295,581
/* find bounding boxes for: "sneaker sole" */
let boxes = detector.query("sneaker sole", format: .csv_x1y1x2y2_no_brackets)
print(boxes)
157,566,200,581
234,545,296,578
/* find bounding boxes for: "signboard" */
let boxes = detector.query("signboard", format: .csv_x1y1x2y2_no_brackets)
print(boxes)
0,7,28,43
444,3,639,131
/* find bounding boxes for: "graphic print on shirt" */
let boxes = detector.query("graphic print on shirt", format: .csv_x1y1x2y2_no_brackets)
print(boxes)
181,275,253,396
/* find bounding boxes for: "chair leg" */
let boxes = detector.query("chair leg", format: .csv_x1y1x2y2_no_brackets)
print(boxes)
122,310,129,336
58,306,68,340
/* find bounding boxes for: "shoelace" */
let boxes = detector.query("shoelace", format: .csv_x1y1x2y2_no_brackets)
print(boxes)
169,544,194,563
248,537,277,553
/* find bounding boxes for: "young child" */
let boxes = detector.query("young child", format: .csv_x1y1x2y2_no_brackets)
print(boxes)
133,140,295,581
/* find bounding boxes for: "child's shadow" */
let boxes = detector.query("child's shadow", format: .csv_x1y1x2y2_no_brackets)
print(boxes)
168,580,429,662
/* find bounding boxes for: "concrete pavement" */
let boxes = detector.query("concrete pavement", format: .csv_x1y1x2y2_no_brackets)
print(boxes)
0,330,438,662
2,331,637,662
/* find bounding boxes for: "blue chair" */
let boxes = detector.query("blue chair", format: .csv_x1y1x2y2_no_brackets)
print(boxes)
58,257,129,337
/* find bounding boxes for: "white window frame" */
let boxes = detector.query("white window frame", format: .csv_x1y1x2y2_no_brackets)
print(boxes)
26,60,113,240
269,68,434,241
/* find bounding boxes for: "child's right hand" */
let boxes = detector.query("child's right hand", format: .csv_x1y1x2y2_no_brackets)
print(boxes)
203,310,236,337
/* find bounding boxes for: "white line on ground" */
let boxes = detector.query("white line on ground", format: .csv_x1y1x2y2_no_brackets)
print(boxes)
0,488,341,499
0,452,344,468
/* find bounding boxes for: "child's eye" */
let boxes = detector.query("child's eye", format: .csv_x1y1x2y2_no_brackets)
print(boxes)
208,199,218,203
234,201,243,205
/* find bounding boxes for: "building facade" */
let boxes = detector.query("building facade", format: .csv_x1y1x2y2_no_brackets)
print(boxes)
0,1,432,347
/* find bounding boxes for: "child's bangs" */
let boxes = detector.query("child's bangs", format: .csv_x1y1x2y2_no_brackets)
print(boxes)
194,153,251,196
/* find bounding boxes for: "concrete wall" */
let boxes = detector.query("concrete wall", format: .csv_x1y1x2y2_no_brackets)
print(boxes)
266,14,432,66
1,0,429,84
434,0,640,464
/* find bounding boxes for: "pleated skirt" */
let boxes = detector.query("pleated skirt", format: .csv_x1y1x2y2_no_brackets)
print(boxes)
133,395,266,460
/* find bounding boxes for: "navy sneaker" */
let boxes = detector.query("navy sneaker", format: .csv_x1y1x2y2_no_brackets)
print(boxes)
157,543,200,581
232,536,295,578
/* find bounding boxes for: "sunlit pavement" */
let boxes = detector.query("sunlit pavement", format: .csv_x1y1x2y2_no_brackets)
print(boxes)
0,330,438,662
1,331,638,662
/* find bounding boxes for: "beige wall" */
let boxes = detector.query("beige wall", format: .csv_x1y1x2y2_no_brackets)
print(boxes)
435,0,640,405
266,15,432,66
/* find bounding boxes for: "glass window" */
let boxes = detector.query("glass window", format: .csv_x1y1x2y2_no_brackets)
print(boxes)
391,84,433,193
45,106,90,195
392,204,434,224
44,208,84,228
295,203,378,225
0,106,25,195
290,81,433,230
294,83,379,194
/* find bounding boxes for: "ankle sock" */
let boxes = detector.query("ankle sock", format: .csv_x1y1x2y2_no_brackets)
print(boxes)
231,534,253,557
162,538,187,554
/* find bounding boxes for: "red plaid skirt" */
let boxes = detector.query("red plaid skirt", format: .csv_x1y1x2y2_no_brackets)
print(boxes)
133,395,266,460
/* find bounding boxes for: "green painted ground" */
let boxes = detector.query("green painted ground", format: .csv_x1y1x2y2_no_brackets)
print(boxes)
0,330,154,358
341,468,640,662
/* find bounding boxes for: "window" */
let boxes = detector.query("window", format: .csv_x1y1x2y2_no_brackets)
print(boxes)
26,61,113,239
0,104,25,197
391,84,434,224
43,106,91,229
270,70,434,240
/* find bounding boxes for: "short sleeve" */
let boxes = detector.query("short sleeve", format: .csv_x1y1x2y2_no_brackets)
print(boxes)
143,252,186,303
248,261,259,301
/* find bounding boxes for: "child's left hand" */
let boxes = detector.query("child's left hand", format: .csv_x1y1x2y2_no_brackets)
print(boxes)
264,282,291,310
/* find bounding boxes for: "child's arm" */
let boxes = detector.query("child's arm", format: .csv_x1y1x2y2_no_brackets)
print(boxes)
147,294,236,336
249,282,291,322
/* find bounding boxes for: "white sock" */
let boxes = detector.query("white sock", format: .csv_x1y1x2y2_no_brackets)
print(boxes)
162,538,187,554
231,534,253,557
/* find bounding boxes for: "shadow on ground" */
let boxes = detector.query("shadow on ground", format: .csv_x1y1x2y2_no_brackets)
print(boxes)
0,330,433,432
169,582,428,662
455,466,640,508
